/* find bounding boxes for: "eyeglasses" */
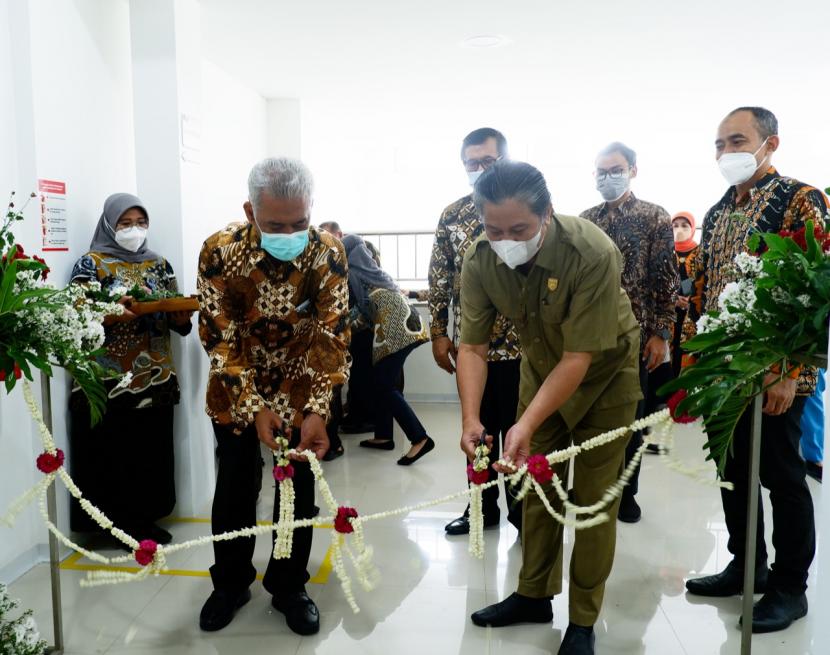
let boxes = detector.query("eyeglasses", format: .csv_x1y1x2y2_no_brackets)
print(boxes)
463,156,502,172
594,167,629,182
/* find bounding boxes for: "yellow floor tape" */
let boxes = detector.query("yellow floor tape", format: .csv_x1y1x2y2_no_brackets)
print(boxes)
59,517,334,584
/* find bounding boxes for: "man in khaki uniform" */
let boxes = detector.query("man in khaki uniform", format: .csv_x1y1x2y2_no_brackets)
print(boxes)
457,161,641,655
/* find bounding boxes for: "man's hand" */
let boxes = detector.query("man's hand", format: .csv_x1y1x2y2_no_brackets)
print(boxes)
432,336,457,374
494,422,533,474
676,296,690,310
763,374,797,416
291,413,330,461
103,295,137,326
460,419,489,461
642,335,668,372
254,408,285,450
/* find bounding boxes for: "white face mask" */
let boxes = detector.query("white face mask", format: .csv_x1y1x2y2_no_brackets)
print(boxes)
115,226,147,252
717,138,769,186
468,170,484,187
489,226,544,269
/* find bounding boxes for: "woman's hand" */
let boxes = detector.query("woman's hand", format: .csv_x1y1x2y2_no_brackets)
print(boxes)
103,295,137,325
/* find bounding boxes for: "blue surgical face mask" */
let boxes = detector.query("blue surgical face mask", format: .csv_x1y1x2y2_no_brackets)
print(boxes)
255,218,309,261
596,174,630,202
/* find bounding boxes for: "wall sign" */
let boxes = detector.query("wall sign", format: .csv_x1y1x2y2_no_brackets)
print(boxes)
38,179,68,252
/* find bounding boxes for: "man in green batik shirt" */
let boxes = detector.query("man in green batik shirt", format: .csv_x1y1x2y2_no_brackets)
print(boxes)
457,161,641,655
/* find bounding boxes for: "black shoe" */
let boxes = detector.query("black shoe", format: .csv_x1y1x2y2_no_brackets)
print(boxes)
645,443,667,455
617,493,642,523
146,523,173,545
311,505,320,518
558,623,595,654
445,511,500,535
740,589,808,633
341,422,375,434
685,560,769,597
806,461,823,483
199,588,252,631
323,446,345,461
397,436,435,466
359,439,395,450
470,592,552,627
272,591,320,635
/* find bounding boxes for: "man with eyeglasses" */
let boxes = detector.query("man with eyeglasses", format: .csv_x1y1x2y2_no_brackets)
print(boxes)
580,142,678,524
428,127,523,536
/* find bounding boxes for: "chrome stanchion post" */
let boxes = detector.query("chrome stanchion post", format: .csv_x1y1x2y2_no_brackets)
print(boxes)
40,373,64,654
740,395,763,655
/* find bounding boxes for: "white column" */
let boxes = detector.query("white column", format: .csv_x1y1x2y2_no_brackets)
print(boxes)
129,0,215,516
267,99,302,158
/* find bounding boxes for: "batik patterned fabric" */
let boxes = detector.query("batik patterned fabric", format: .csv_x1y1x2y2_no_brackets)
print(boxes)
428,194,521,361
697,167,830,395
70,253,190,408
198,223,350,431
675,246,703,345
581,193,679,348
367,288,429,364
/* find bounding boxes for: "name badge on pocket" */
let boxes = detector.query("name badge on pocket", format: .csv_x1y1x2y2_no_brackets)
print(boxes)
547,278,559,292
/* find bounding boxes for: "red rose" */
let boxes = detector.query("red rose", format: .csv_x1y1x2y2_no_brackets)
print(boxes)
31,254,50,280
334,506,358,534
134,539,158,566
667,390,696,424
527,454,553,484
0,364,23,382
466,464,490,485
36,449,65,474
273,464,295,482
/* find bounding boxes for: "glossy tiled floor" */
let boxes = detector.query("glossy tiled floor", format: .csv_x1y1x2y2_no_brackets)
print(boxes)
9,402,823,654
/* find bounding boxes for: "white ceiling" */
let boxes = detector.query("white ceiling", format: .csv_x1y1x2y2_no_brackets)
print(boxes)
199,0,830,104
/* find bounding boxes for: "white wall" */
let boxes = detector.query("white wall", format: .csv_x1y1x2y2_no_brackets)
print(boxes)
0,0,43,583
200,59,268,231
0,0,137,581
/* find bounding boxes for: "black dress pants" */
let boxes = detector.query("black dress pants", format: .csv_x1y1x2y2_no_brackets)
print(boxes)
717,396,815,592
209,422,315,596
472,359,522,530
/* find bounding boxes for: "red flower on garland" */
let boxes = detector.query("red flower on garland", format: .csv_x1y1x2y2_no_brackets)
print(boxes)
134,539,158,566
334,506,358,534
526,454,553,484
466,463,489,485
667,390,696,424
35,449,65,474
0,364,23,382
273,464,295,482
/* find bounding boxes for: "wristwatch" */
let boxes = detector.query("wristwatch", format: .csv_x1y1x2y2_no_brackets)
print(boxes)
655,328,671,341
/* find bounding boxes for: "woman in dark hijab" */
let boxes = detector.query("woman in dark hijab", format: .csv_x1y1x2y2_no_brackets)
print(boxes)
342,234,434,466
68,193,194,546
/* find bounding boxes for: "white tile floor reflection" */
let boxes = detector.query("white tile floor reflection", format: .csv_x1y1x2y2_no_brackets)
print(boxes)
8,402,823,654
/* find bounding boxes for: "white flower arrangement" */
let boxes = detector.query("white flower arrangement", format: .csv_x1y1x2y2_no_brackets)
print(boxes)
0,583,46,655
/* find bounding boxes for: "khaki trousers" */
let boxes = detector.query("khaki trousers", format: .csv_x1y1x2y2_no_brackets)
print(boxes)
517,402,637,626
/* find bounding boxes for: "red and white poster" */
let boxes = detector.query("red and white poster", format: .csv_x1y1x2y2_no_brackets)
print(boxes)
38,178,68,252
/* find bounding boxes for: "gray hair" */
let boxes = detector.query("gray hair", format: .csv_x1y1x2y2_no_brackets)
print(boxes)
247,157,314,210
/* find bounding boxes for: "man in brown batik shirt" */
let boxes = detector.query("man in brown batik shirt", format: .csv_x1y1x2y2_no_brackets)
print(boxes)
198,158,350,637
580,142,678,523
